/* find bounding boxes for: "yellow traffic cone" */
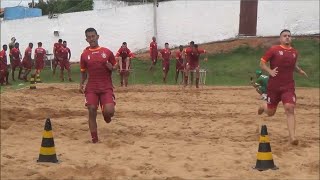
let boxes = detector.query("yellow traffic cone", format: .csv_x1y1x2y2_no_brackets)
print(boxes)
30,74,36,89
37,118,58,163
254,125,278,171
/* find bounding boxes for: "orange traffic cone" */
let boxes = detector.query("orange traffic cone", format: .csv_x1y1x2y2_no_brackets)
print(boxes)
37,118,58,163
254,125,278,171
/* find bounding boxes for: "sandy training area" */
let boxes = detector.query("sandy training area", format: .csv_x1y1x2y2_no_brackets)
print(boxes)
1,84,319,180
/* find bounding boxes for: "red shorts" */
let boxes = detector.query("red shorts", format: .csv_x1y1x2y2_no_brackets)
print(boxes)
176,63,184,71
22,60,32,70
162,61,169,72
60,59,70,70
53,57,60,66
85,89,116,108
188,63,199,71
35,60,44,71
11,60,22,70
0,69,7,82
267,87,296,109
120,57,130,70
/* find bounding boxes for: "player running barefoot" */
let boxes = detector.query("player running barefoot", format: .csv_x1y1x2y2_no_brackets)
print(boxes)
251,69,269,100
79,28,117,143
257,29,308,145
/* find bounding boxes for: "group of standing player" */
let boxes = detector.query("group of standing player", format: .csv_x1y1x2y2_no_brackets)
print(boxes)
52,39,73,82
0,37,47,85
149,37,208,88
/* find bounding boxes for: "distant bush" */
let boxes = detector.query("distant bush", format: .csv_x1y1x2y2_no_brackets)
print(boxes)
29,0,93,15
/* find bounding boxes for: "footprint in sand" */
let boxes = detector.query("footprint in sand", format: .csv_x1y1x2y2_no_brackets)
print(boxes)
184,163,193,172
4,155,14,159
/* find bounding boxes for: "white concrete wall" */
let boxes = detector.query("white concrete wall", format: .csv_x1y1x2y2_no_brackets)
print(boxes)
257,0,319,36
0,0,319,62
0,4,154,62
156,1,240,48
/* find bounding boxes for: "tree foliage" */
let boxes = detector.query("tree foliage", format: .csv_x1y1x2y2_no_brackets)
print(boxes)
29,0,93,15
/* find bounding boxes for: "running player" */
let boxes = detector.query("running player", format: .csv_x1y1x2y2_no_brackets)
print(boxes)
251,69,269,100
79,28,117,143
258,29,308,145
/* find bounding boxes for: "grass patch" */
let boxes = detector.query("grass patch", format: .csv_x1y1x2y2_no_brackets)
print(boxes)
1,39,318,93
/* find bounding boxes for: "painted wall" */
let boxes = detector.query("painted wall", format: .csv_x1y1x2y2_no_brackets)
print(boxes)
0,0,319,62
257,0,319,36
156,1,240,48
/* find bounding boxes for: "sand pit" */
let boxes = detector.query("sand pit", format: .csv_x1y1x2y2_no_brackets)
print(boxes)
1,84,319,180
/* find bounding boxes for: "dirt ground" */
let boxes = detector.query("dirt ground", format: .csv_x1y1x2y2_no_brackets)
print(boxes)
1,83,319,180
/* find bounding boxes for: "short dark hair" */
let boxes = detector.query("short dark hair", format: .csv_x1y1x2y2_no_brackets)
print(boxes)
15,42,19,46
85,28,98,35
190,41,195,45
63,41,67,43
58,39,63,43
179,45,183,48
3,44,7,49
38,42,42,46
29,43,33,46
165,42,169,45
122,42,127,45
280,29,291,35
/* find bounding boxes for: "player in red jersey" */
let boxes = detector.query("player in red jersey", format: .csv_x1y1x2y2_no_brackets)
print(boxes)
59,41,72,82
10,42,23,81
184,44,207,88
34,42,46,80
21,43,33,81
175,45,184,84
79,28,117,143
0,45,9,85
148,36,158,71
258,29,308,145
160,42,172,83
52,39,62,76
116,42,134,87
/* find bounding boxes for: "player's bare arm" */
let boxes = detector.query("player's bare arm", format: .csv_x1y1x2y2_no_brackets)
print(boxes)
260,61,278,77
294,63,308,77
79,71,87,93
125,58,130,71
203,50,208,61
68,49,71,60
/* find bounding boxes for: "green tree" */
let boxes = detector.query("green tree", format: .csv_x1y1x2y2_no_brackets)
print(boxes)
29,0,93,15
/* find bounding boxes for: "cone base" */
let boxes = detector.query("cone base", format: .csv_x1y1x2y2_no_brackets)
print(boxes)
254,160,278,171
253,166,279,171
37,154,58,163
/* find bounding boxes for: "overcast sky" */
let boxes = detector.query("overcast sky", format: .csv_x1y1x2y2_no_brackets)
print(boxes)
1,0,39,8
